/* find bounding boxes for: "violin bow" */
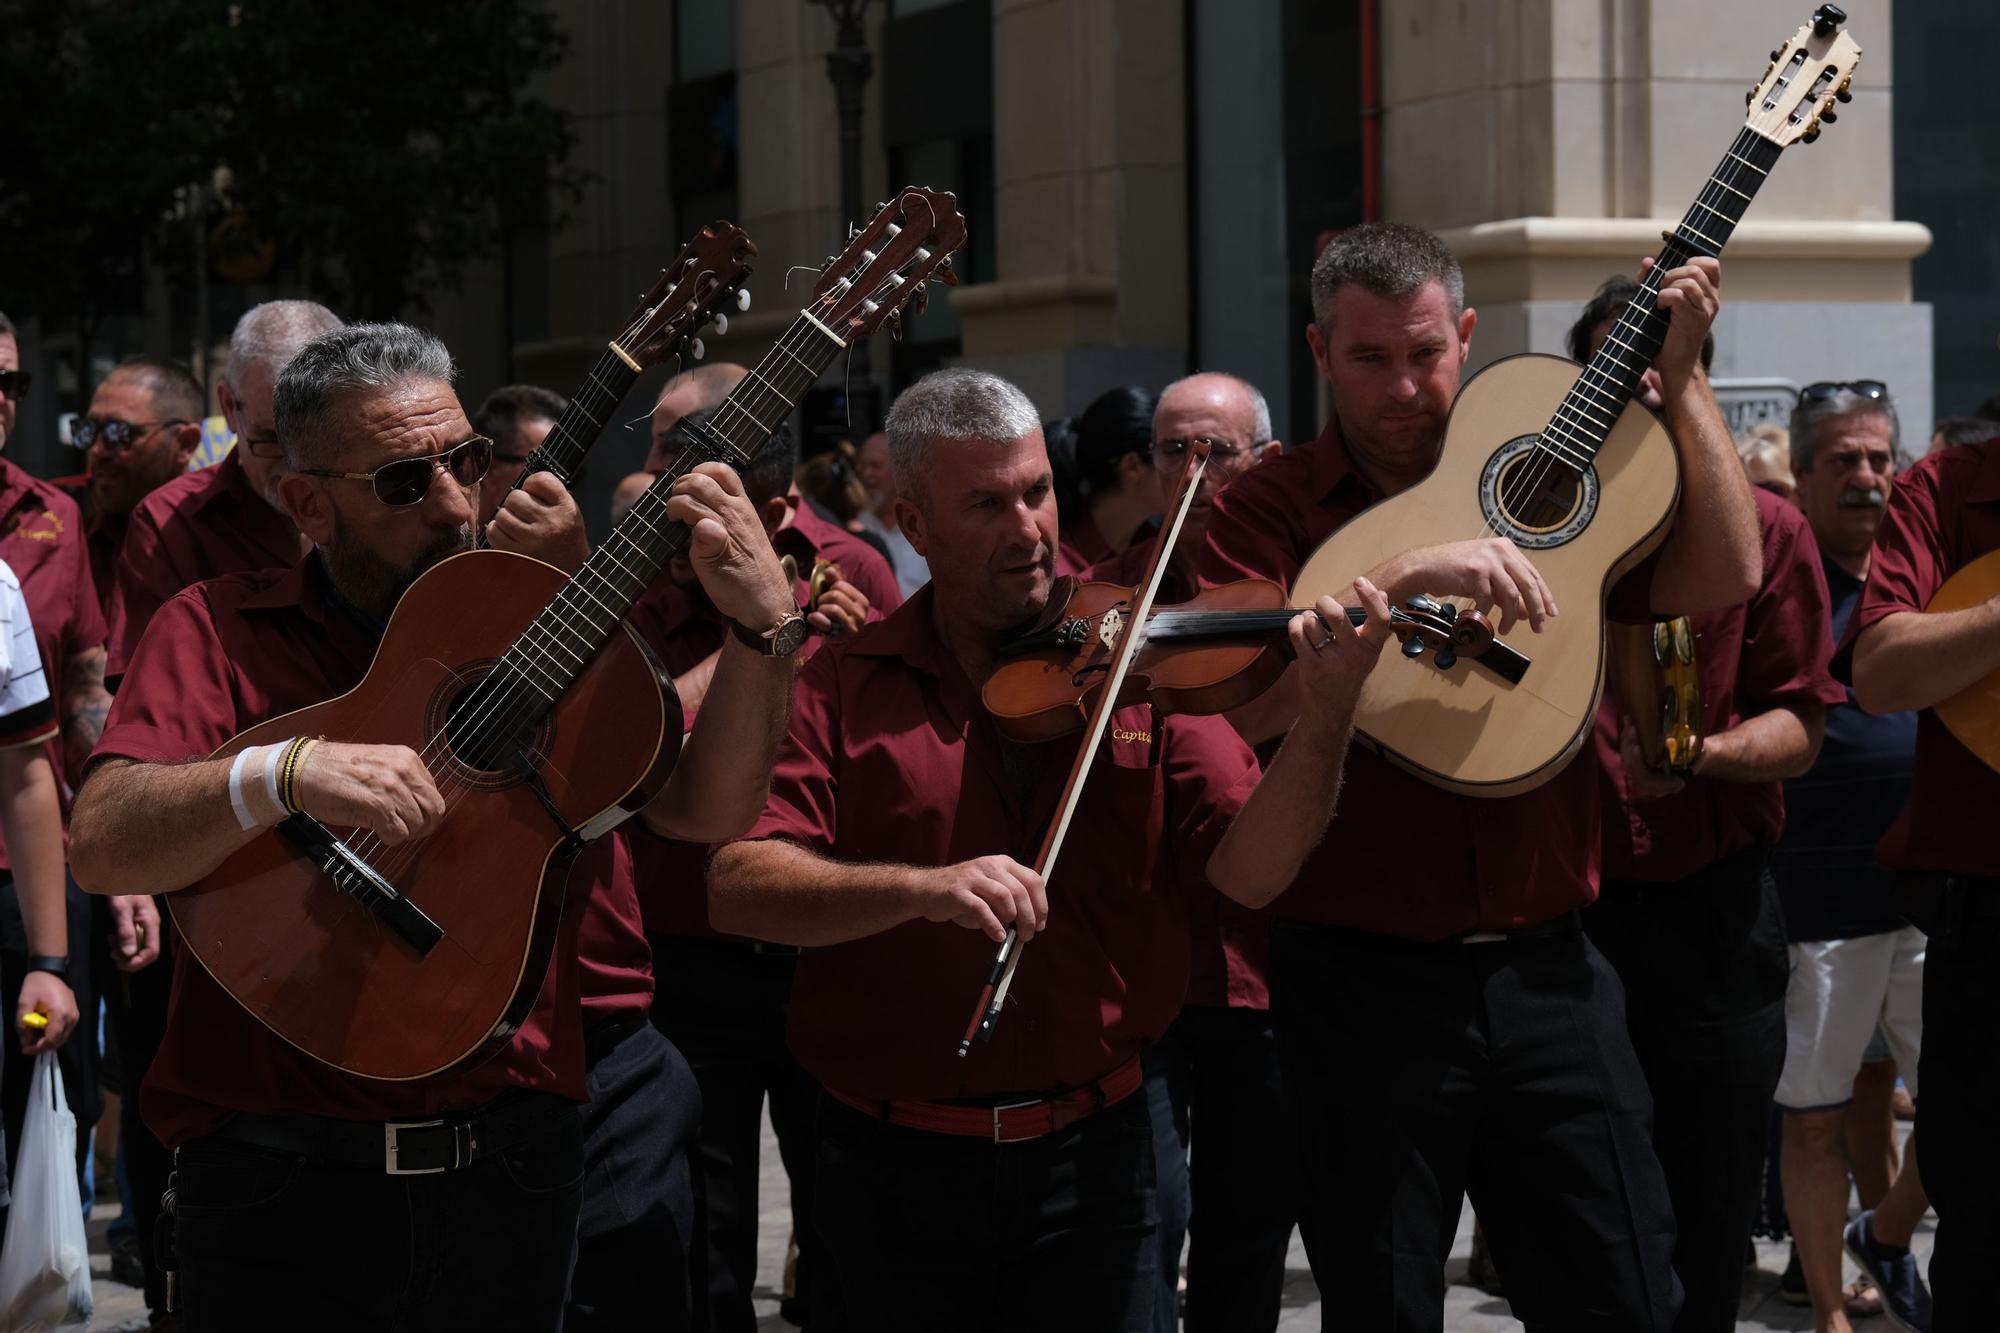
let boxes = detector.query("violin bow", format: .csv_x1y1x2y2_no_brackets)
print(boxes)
957,440,1214,1055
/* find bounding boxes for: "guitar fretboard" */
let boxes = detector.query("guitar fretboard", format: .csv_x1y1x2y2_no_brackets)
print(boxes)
516,345,643,488
1538,128,1785,474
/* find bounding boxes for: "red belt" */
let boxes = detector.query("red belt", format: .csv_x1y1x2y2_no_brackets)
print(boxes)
827,1055,1144,1144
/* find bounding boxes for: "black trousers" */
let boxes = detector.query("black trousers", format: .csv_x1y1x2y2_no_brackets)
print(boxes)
1271,920,1681,1333
566,1019,702,1331
1143,1005,1294,1333
173,1097,583,1332
647,934,817,1333
1588,852,1790,1333
1908,875,2000,1332
94,895,174,1316
811,1087,1159,1332
0,876,99,1205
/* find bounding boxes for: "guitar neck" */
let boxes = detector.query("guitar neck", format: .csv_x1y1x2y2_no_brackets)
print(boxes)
515,344,645,489
492,312,848,719
1546,127,1785,471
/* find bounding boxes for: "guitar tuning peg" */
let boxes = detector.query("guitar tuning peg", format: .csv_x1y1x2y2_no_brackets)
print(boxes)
1835,88,1852,103
911,284,930,316
690,337,706,360
1820,109,1837,123
1745,89,1755,107
885,309,905,342
1768,47,1781,61
1801,125,1821,145
712,313,728,336
736,288,752,311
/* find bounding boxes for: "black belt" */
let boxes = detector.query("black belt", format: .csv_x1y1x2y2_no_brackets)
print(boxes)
1280,911,1581,951
585,1013,646,1069
210,1092,572,1176
650,932,801,958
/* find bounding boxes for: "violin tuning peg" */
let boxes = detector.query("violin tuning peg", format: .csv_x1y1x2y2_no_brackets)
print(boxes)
1401,636,1427,660
1433,646,1458,671
712,313,728,336
736,288,752,311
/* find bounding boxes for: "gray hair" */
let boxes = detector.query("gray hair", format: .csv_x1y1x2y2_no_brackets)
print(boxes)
884,368,1042,505
226,300,343,396
1158,372,1274,445
1310,222,1465,329
275,322,456,469
1789,386,1901,475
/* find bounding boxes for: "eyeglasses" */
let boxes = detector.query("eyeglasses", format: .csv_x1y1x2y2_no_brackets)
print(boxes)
296,436,493,507
1798,380,1889,407
240,434,284,461
73,417,187,453
0,370,31,402
1151,437,1267,470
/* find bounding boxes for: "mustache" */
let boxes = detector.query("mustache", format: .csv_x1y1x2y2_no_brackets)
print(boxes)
1838,488,1885,509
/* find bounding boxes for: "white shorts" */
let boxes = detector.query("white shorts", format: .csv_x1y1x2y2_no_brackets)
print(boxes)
1775,925,1925,1111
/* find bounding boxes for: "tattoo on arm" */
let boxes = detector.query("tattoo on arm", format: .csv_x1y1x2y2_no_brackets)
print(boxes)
62,647,110,771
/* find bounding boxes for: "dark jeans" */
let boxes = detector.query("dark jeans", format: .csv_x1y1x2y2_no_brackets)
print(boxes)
173,1099,583,1333
94,896,173,1316
1143,1005,1294,1333
1909,875,2000,1332
0,876,100,1205
1588,853,1790,1333
648,934,817,1333
567,1020,702,1332
811,1087,1159,1332
1271,920,1681,1333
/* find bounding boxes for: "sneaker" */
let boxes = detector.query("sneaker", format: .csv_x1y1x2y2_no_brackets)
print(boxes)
1845,1209,1934,1333
1779,1245,1810,1306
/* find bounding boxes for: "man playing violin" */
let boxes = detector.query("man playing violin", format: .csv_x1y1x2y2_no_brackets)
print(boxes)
707,366,1396,1332
65,322,803,1332
1199,222,1763,1330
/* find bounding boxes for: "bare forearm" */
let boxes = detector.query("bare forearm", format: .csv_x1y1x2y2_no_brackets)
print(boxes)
1651,372,1761,613
61,648,110,779
1694,705,1822,784
1209,709,1353,908
69,757,261,895
668,650,722,724
1225,660,1302,747
0,750,68,956
708,839,929,946
1853,605,2000,713
645,640,795,841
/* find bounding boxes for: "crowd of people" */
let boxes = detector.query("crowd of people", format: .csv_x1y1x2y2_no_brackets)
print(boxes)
0,218,1986,1332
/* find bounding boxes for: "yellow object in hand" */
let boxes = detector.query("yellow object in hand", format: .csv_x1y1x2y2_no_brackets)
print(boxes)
19,1010,47,1032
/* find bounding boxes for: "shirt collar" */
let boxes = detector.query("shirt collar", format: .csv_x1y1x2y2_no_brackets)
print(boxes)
1305,415,1381,509
847,582,945,674
237,550,331,622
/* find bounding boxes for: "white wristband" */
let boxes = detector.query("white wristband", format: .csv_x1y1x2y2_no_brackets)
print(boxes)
227,740,293,830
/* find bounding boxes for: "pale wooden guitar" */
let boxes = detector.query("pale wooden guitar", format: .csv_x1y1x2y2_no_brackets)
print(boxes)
1291,6,1862,797
1926,548,2000,772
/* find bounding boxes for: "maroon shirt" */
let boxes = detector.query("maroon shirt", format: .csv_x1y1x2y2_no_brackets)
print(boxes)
1597,487,1846,882
727,585,1260,1102
92,555,615,1145
1831,438,2000,877
626,497,902,941
1198,417,1657,940
1057,513,1116,579
1086,542,1271,1010
0,459,109,863
106,450,302,679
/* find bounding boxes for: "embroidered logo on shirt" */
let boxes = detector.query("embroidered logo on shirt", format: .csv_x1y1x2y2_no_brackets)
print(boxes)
7,509,63,543
1112,727,1152,744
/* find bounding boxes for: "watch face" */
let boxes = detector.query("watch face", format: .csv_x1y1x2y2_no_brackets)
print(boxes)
771,615,809,657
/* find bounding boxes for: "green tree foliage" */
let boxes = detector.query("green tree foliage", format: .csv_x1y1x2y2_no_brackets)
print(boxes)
0,0,581,332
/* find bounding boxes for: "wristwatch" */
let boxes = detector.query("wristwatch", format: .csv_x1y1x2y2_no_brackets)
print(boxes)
25,955,68,981
731,609,809,658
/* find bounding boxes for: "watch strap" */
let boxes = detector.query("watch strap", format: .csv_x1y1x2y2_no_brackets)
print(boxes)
25,955,68,980
731,610,806,656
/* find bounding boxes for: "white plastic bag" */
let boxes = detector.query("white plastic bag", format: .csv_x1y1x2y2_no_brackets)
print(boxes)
0,1052,91,1330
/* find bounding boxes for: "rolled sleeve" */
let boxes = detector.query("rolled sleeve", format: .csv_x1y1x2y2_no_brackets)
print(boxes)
90,588,243,771
731,649,842,854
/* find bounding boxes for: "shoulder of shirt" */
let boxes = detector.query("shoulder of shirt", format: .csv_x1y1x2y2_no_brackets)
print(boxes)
132,460,226,528
3,470,83,523
1754,485,1814,549
161,565,294,619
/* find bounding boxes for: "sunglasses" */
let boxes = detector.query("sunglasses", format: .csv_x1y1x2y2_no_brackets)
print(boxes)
1798,380,1889,407
0,370,31,402
73,417,187,452
297,436,493,507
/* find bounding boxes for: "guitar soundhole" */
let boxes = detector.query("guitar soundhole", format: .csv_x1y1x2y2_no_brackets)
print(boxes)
1477,434,1600,551
1495,453,1582,533
428,663,553,787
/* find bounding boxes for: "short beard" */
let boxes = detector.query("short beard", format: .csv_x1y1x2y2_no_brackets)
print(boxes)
323,512,472,621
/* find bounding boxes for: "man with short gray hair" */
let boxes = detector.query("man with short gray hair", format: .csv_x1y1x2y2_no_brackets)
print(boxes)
69,319,804,1330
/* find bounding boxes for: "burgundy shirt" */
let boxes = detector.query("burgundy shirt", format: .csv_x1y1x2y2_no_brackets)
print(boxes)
0,459,109,863
106,450,302,679
1198,417,1656,940
1087,542,1271,1010
1057,513,1116,579
1832,438,2000,877
626,498,902,941
1597,488,1846,882
91,555,617,1145
727,585,1260,1102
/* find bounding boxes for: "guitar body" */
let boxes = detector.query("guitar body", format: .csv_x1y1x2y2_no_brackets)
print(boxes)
1291,353,1680,796
167,549,682,1082
1927,547,2000,773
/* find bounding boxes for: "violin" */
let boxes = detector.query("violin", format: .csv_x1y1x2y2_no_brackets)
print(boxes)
981,577,1513,744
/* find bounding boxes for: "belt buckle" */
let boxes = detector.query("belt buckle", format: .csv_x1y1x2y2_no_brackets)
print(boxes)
1460,928,1508,944
990,1095,1043,1145
384,1118,452,1175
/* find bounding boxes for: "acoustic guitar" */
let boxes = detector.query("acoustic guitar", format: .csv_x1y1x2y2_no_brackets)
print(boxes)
1290,5,1862,797
168,188,966,1081
1925,547,2000,773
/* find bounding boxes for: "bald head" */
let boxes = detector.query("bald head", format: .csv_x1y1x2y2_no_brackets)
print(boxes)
649,362,749,471
1155,373,1271,448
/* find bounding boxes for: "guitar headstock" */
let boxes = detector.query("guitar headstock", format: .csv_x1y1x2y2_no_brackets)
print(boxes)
612,221,758,368
810,188,967,344
1744,4,1861,147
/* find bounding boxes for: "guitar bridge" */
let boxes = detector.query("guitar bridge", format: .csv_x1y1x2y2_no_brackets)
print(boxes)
277,815,445,956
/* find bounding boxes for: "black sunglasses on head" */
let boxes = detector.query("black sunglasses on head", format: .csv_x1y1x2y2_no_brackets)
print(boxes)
1798,380,1889,407
0,370,31,401
296,436,494,508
